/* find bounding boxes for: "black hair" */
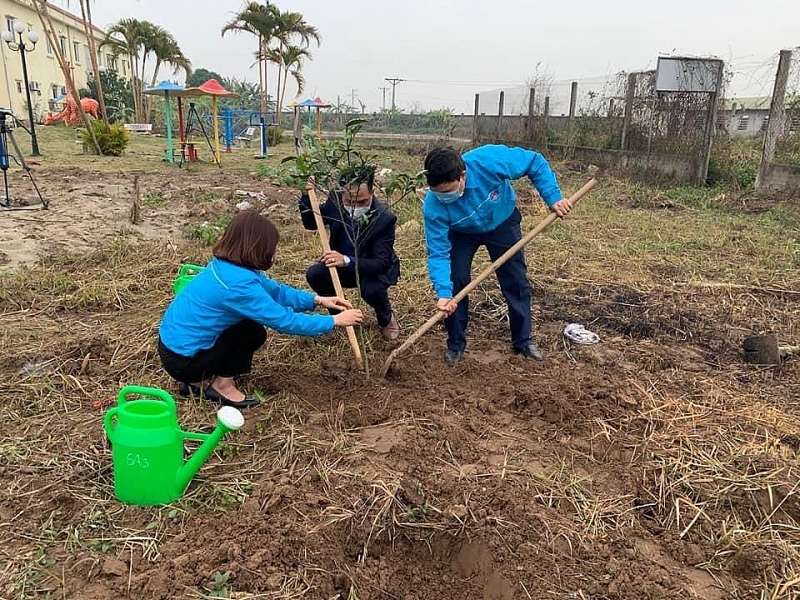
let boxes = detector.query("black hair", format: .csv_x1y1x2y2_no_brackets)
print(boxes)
338,165,375,191
424,147,465,187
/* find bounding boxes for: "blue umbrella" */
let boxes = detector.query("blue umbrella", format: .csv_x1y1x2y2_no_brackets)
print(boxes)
143,80,185,163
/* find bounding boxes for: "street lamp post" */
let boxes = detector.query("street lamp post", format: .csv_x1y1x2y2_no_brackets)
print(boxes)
2,21,41,156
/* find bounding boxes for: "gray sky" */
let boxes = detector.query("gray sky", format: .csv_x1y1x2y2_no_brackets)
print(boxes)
78,0,798,113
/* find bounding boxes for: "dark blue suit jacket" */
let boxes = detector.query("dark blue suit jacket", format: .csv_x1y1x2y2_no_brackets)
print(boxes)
299,191,400,287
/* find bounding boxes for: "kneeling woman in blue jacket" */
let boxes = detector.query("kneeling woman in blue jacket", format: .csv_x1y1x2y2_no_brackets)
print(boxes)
158,210,363,409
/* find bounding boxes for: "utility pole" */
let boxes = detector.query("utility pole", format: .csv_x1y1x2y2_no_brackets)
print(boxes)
384,77,404,112
378,86,389,111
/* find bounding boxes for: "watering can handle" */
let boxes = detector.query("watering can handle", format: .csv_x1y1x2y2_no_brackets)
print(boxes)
178,264,204,277
103,407,118,441
117,385,177,411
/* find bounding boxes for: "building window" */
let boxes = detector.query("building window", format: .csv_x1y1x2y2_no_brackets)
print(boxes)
45,37,53,55
107,54,117,71
73,40,80,62
121,61,126,76
761,115,769,132
51,85,60,99
736,115,749,131
15,80,22,94
59,37,67,56
5,16,14,33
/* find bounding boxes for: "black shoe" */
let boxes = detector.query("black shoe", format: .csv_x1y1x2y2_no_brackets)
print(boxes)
178,382,203,398
515,343,543,361
444,348,463,365
203,386,261,409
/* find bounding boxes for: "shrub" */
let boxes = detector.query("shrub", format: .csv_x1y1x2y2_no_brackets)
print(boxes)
80,120,130,156
267,125,283,146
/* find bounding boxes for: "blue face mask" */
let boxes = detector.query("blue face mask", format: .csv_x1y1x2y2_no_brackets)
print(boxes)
433,188,463,204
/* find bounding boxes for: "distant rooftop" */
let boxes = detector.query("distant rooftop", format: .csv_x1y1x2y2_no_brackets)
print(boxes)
725,96,772,111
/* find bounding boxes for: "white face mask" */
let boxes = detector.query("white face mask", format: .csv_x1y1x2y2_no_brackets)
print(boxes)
346,205,370,219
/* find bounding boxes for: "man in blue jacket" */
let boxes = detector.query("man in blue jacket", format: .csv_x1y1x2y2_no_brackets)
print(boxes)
422,145,573,365
299,170,401,341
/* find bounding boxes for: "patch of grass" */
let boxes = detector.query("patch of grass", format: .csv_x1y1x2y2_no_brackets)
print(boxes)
662,185,726,211
142,190,165,206
255,163,296,187
187,214,233,246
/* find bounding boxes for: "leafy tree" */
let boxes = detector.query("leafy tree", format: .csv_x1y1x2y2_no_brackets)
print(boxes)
187,68,224,87
282,119,425,376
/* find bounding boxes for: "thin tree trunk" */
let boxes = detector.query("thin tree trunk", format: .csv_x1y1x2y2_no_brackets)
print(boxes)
281,66,290,114
146,59,162,120
139,56,148,122
275,61,282,124
130,56,140,122
258,35,266,114
79,0,108,126
32,0,101,154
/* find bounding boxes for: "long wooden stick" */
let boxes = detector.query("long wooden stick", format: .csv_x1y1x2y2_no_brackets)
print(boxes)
308,188,364,369
380,178,598,377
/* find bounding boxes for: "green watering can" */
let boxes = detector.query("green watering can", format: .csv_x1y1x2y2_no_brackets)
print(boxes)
173,263,204,295
104,385,244,506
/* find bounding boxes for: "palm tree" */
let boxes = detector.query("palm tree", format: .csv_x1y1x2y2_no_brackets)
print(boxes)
270,9,320,123
223,3,320,123
267,45,309,117
145,27,192,119
103,18,147,121
221,2,281,115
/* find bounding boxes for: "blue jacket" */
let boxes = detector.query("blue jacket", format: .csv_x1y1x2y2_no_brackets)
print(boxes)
299,191,400,286
423,145,563,298
159,257,335,357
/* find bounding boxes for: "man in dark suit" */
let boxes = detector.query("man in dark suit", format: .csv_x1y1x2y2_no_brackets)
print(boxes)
299,171,400,341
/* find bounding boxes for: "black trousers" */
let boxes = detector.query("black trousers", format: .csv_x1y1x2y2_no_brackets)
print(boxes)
306,262,393,327
158,319,267,382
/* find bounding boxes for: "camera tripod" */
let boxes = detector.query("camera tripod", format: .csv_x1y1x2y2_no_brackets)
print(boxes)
179,102,220,169
0,109,46,210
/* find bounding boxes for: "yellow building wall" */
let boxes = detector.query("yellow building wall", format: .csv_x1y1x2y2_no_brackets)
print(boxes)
0,0,129,121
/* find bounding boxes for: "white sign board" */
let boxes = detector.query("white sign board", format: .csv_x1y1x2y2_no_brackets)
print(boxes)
655,57,722,93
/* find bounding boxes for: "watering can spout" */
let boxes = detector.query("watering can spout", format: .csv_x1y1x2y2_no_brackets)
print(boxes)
175,406,245,494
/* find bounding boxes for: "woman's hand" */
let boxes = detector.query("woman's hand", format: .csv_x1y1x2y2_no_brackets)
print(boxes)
305,177,315,191
333,309,363,327
316,296,354,311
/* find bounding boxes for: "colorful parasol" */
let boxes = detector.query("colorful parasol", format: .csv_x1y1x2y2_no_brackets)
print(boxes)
143,80,185,163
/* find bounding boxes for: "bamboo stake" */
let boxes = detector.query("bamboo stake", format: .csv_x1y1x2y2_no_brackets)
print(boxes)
308,188,364,369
